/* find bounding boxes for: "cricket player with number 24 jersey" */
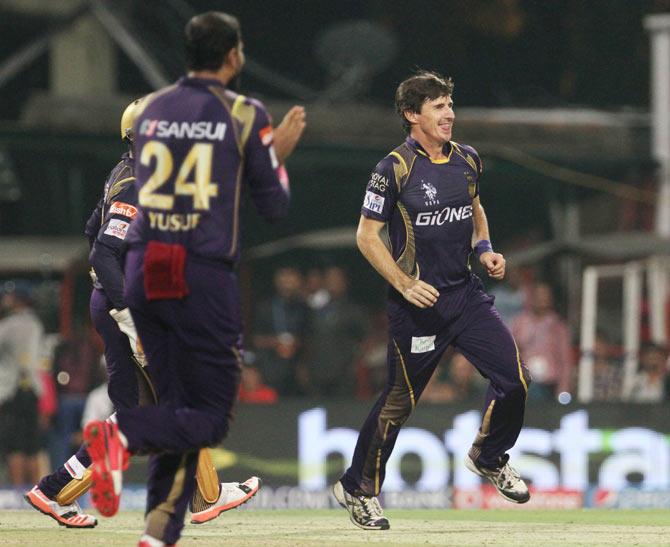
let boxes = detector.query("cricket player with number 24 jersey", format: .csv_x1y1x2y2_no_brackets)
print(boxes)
81,11,305,547
333,71,531,531
26,97,264,530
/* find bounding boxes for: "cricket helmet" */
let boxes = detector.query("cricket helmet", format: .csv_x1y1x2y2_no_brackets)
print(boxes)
120,97,146,143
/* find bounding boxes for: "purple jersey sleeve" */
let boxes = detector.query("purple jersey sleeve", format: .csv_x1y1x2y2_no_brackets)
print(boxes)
84,198,103,249
360,155,397,222
244,101,290,222
90,164,137,309
458,143,483,197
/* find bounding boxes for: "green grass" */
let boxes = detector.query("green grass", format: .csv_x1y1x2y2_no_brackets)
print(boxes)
0,509,668,546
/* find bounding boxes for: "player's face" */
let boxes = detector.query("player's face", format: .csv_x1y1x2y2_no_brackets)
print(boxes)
411,95,455,145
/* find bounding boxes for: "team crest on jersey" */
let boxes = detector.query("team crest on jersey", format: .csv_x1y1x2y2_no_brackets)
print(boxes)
466,173,476,198
421,180,439,206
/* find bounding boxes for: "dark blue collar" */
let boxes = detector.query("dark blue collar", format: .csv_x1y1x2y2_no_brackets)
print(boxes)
405,136,453,163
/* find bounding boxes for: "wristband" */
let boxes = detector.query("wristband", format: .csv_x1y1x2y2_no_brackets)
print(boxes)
474,239,493,258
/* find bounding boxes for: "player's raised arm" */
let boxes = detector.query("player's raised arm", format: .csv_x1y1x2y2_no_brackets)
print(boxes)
244,102,305,222
356,215,439,308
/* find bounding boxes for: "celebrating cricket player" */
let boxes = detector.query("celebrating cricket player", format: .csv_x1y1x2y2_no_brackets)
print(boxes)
81,11,305,547
333,71,531,530
25,97,264,529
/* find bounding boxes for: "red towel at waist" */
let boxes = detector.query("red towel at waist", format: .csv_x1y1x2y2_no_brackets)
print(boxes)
143,241,189,300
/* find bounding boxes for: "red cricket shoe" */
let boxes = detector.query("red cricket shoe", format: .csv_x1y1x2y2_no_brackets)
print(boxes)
83,420,129,517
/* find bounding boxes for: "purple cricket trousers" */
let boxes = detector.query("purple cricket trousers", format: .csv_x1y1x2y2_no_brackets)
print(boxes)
341,274,531,497
117,247,242,545
38,288,139,499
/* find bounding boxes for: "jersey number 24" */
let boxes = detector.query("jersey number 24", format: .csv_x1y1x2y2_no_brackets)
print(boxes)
138,141,218,211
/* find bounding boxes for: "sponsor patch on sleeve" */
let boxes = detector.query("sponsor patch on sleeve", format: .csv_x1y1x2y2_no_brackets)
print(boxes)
411,335,436,353
109,201,138,219
259,124,274,146
363,191,385,214
104,218,130,240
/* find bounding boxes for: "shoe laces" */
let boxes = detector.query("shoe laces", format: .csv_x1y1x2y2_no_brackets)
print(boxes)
358,495,384,519
496,462,522,489
57,500,80,518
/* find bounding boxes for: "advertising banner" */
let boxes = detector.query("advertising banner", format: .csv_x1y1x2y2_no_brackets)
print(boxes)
3,401,669,510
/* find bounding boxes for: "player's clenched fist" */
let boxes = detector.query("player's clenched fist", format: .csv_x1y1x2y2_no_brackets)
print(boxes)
401,278,440,308
480,251,506,280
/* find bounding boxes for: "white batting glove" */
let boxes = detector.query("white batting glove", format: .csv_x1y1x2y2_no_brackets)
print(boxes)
109,308,147,366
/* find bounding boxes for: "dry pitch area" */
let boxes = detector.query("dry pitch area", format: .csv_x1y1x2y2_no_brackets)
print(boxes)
0,509,668,546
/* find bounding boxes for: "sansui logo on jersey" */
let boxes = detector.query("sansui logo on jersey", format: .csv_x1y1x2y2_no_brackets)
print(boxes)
415,205,473,226
139,119,227,141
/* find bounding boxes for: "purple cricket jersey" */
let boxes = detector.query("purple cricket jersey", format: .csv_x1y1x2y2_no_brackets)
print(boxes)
361,136,483,290
84,152,137,309
127,76,289,261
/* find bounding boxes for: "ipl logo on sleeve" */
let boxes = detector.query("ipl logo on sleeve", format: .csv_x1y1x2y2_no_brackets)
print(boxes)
363,191,385,214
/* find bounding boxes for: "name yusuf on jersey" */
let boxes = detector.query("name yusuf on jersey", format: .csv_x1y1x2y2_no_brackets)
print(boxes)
139,119,227,141
415,205,473,226
148,211,201,232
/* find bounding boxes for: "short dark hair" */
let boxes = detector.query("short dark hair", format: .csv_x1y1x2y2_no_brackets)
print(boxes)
395,70,454,134
185,11,241,71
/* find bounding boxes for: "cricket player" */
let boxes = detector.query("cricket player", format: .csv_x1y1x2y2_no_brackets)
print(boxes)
333,71,531,530
25,97,262,529
82,11,305,547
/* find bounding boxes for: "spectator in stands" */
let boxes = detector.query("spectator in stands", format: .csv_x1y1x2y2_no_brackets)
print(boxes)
591,332,623,402
80,356,114,424
423,352,487,403
0,282,44,485
354,310,388,400
307,266,366,398
238,365,278,404
253,267,309,396
490,266,529,326
512,282,573,400
304,267,330,310
629,342,668,403
50,325,103,467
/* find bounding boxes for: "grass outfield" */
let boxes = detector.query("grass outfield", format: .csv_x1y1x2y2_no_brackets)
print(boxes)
0,509,668,546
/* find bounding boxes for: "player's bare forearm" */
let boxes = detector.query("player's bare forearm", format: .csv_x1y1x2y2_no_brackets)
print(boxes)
472,196,490,244
356,215,439,308
472,197,506,280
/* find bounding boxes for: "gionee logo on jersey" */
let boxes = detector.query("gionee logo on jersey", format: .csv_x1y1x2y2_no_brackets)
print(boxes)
415,205,473,226
139,120,227,141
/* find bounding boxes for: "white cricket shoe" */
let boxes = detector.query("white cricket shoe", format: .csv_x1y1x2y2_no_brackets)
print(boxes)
24,485,97,528
190,476,261,524
332,480,390,530
465,453,530,503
